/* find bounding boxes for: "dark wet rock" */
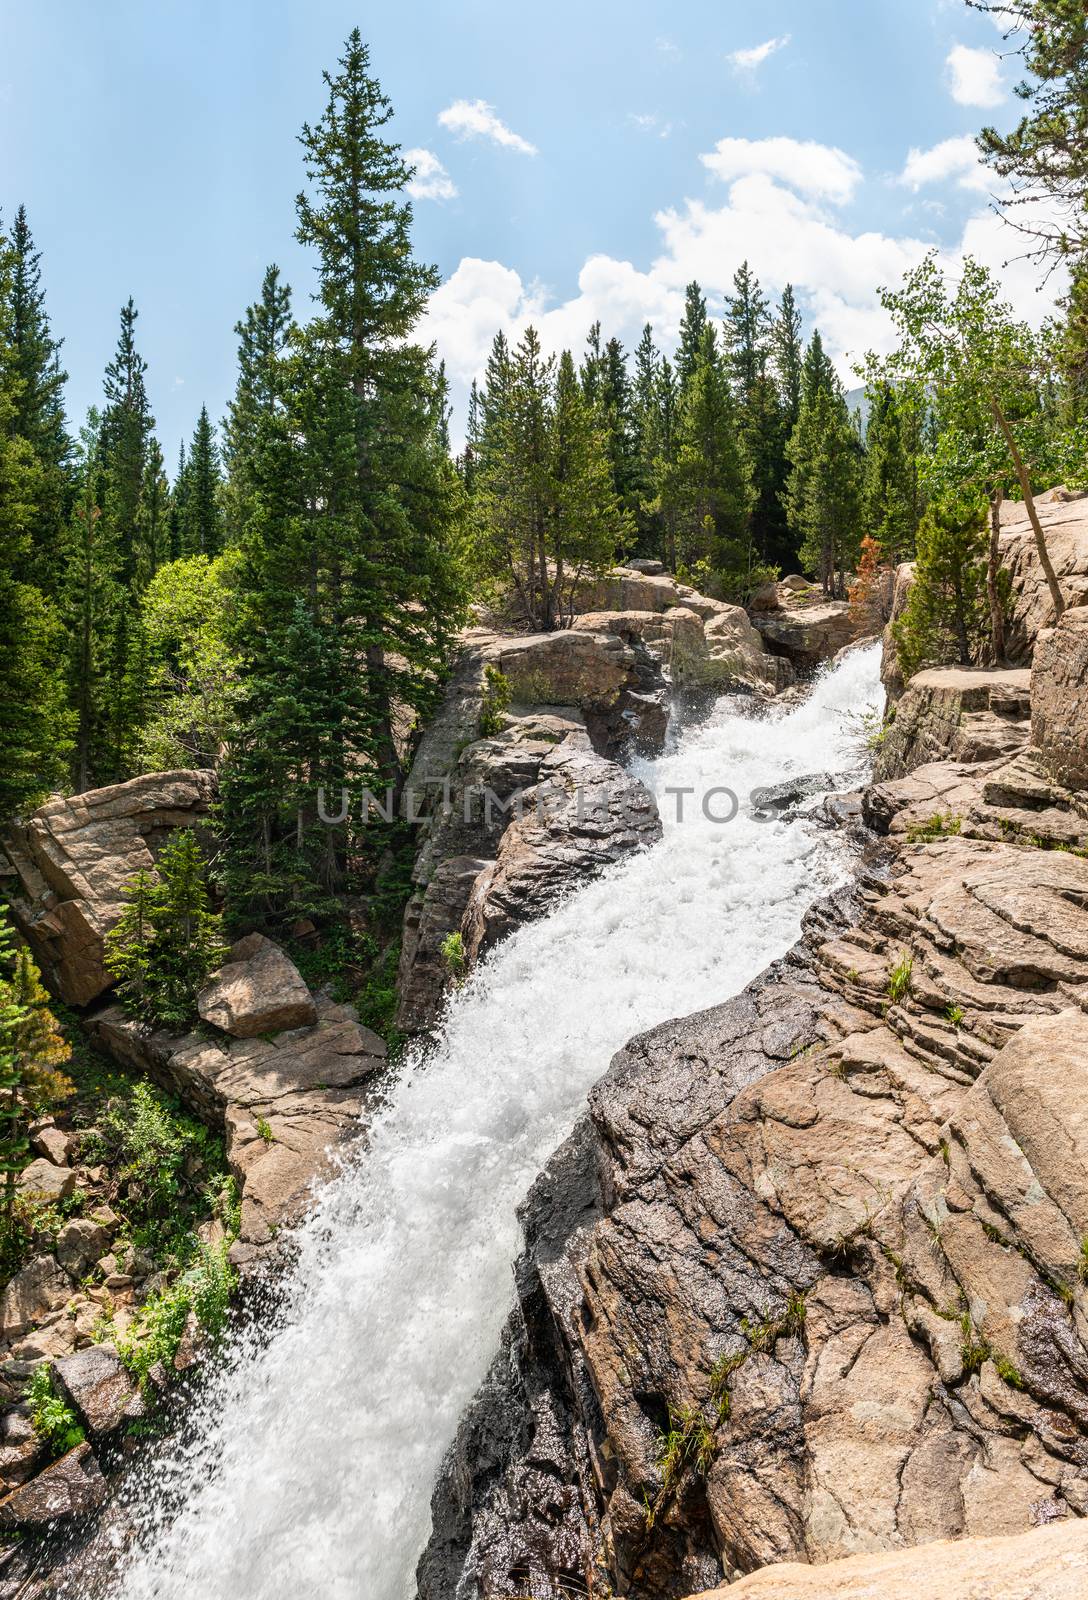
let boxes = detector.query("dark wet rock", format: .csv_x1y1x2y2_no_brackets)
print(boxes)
0,1443,106,1528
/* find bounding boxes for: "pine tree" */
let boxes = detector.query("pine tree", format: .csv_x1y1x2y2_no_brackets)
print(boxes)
784,329,841,584
0,224,72,816
771,284,804,434
660,328,753,585
100,298,156,588
0,917,73,1218
182,406,223,556
863,383,922,565
794,384,864,597
105,831,225,1030
222,264,294,534
93,298,160,779
5,206,71,595
724,261,770,403
892,496,990,677
169,440,188,562
474,330,625,629
63,417,121,792
221,32,466,921
677,280,712,386
632,322,662,554
725,263,791,568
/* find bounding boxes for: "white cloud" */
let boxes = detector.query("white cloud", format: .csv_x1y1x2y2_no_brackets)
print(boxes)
655,36,681,60
630,112,672,139
405,148,457,202
437,99,537,155
425,135,1063,448
900,134,991,193
727,34,791,74
700,136,862,205
946,43,1006,107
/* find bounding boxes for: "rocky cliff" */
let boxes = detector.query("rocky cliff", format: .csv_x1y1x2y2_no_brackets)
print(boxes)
419,552,1088,1599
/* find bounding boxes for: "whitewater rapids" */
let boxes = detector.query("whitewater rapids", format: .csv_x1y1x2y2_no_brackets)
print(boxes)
109,644,882,1600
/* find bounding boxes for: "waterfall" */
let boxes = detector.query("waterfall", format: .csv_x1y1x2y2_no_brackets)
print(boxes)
108,644,882,1600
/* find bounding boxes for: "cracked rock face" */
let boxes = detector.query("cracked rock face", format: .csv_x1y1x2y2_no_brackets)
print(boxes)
422,821,1088,1598
88,994,387,1259
0,770,216,1007
684,1516,1088,1599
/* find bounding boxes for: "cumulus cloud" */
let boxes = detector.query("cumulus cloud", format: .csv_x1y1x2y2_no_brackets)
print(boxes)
405,148,457,202
424,134,1062,447
946,43,1006,107
700,136,862,205
437,99,537,155
899,134,991,193
727,35,791,74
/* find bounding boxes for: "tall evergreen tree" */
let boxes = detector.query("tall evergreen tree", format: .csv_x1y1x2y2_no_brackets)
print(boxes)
676,280,713,386
62,418,121,793
4,206,70,595
0,220,72,816
724,261,770,402
785,334,862,595
474,330,624,629
182,406,223,556
100,298,156,588
771,284,804,435
862,383,922,565
221,31,466,919
659,328,752,584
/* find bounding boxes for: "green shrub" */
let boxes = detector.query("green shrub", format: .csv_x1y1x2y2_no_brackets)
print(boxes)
108,1240,236,1386
479,665,512,737
28,1366,84,1457
86,1080,230,1265
105,831,226,1031
887,953,914,1003
906,812,962,844
440,931,467,979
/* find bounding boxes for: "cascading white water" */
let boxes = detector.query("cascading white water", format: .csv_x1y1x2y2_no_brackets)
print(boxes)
109,644,882,1600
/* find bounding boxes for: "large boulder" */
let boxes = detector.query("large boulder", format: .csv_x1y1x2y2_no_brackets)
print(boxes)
89,994,386,1256
462,734,661,961
54,1344,142,1435
1031,607,1088,793
750,582,869,672
571,605,786,695
873,666,1032,782
0,1257,72,1342
0,770,216,1006
15,1159,76,1204
685,1518,1088,1599
1000,490,1088,658
0,1442,106,1528
197,934,317,1039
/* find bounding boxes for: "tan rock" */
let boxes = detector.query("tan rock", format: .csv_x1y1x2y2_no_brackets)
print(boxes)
0,769,216,1006
751,592,864,671
56,1219,111,1278
1032,607,1088,792
197,933,317,1039
89,994,386,1255
685,1517,1088,1598
30,1124,71,1165
0,1257,72,1342
54,1343,143,1434
874,666,1032,782
16,1159,75,1203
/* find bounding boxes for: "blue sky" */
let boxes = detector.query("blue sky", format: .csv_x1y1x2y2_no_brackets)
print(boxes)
1,0,1047,460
